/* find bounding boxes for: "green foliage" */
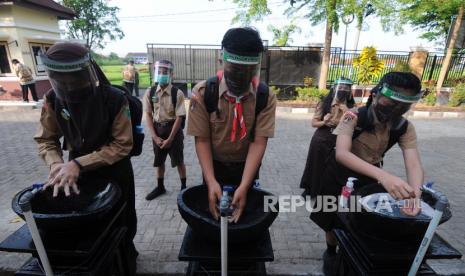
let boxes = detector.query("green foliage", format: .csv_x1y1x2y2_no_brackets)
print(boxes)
449,83,465,106
392,60,411,73
269,85,282,97
61,0,124,49
101,65,150,88
447,76,465,87
423,92,437,106
352,46,385,85
231,0,271,25
396,0,463,43
267,22,301,46
295,87,329,102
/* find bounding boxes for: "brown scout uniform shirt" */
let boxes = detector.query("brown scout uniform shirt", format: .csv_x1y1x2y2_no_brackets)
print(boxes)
187,78,277,163
34,94,133,170
142,84,186,123
333,108,417,164
123,64,137,83
313,101,349,128
14,63,34,85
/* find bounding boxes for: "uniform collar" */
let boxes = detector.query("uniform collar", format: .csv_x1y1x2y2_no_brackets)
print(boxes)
156,83,173,95
218,77,255,98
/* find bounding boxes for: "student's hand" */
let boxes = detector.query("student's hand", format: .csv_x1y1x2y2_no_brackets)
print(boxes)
152,135,164,147
160,138,173,149
45,161,80,197
378,173,416,200
207,182,222,220
48,162,64,182
401,190,422,216
323,113,332,123
401,197,422,216
231,185,248,223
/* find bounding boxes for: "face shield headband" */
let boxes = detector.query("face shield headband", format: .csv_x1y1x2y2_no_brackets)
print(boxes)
379,84,422,103
222,49,261,95
153,61,173,85
40,53,99,103
334,79,353,102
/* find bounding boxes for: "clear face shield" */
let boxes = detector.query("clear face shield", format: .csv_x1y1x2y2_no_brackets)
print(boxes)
373,84,422,122
40,53,99,103
153,61,173,85
222,49,261,96
334,79,353,102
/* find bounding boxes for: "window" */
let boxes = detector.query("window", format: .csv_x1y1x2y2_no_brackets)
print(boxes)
29,43,53,75
0,42,12,75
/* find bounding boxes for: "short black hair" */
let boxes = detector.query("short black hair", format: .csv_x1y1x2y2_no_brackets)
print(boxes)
157,59,174,68
11,59,19,64
221,27,264,56
128,60,134,64
366,72,421,107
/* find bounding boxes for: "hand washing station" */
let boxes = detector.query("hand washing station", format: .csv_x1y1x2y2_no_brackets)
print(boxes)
177,184,279,275
334,183,462,276
0,178,130,276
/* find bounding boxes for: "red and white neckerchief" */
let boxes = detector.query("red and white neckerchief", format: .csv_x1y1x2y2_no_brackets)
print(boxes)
223,93,248,142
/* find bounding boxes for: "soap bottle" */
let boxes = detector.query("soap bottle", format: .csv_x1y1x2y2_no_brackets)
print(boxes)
340,177,357,209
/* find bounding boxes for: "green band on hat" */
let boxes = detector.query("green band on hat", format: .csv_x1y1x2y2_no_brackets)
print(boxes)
40,53,91,72
335,79,353,85
223,50,260,65
380,85,422,103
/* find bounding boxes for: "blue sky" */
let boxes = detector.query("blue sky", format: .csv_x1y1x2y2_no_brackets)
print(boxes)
98,0,440,56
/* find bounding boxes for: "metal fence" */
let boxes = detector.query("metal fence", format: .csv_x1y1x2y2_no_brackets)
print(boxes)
327,49,412,85
146,43,465,87
421,53,465,85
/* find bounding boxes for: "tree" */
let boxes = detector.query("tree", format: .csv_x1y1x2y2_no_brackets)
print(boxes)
436,3,464,104
352,46,385,84
267,22,301,46
397,0,463,44
108,52,120,60
61,0,124,50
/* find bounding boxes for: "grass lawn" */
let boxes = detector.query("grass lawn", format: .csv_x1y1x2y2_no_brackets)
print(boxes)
101,64,151,88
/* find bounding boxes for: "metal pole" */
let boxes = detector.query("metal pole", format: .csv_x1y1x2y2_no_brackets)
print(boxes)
408,188,448,276
220,216,228,276
342,23,349,76
19,189,54,276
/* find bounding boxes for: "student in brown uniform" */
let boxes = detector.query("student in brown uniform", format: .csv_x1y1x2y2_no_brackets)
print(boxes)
33,42,138,275
311,72,424,275
123,60,138,96
300,77,355,198
143,60,187,200
188,27,276,222
12,59,39,102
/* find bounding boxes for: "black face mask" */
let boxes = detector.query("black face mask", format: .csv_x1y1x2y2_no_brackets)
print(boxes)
336,90,351,101
373,102,411,123
223,70,253,96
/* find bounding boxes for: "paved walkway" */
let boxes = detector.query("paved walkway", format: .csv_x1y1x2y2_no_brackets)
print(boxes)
0,110,464,275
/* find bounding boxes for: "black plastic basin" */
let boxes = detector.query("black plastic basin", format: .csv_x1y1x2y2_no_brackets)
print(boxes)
178,185,279,244
347,183,452,243
12,178,121,232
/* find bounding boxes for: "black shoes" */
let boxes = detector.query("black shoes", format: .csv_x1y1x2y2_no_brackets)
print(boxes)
145,187,166,200
322,249,338,276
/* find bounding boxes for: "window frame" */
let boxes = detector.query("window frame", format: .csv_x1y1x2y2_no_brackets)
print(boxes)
0,41,13,77
29,42,53,76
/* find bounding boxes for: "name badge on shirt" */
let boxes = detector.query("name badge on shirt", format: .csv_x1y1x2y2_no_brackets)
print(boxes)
60,108,70,121
152,95,159,104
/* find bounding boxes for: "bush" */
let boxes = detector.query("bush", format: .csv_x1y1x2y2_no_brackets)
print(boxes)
449,83,465,107
447,76,465,87
295,87,328,102
392,60,411,73
269,85,282,98
422,92,436,106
